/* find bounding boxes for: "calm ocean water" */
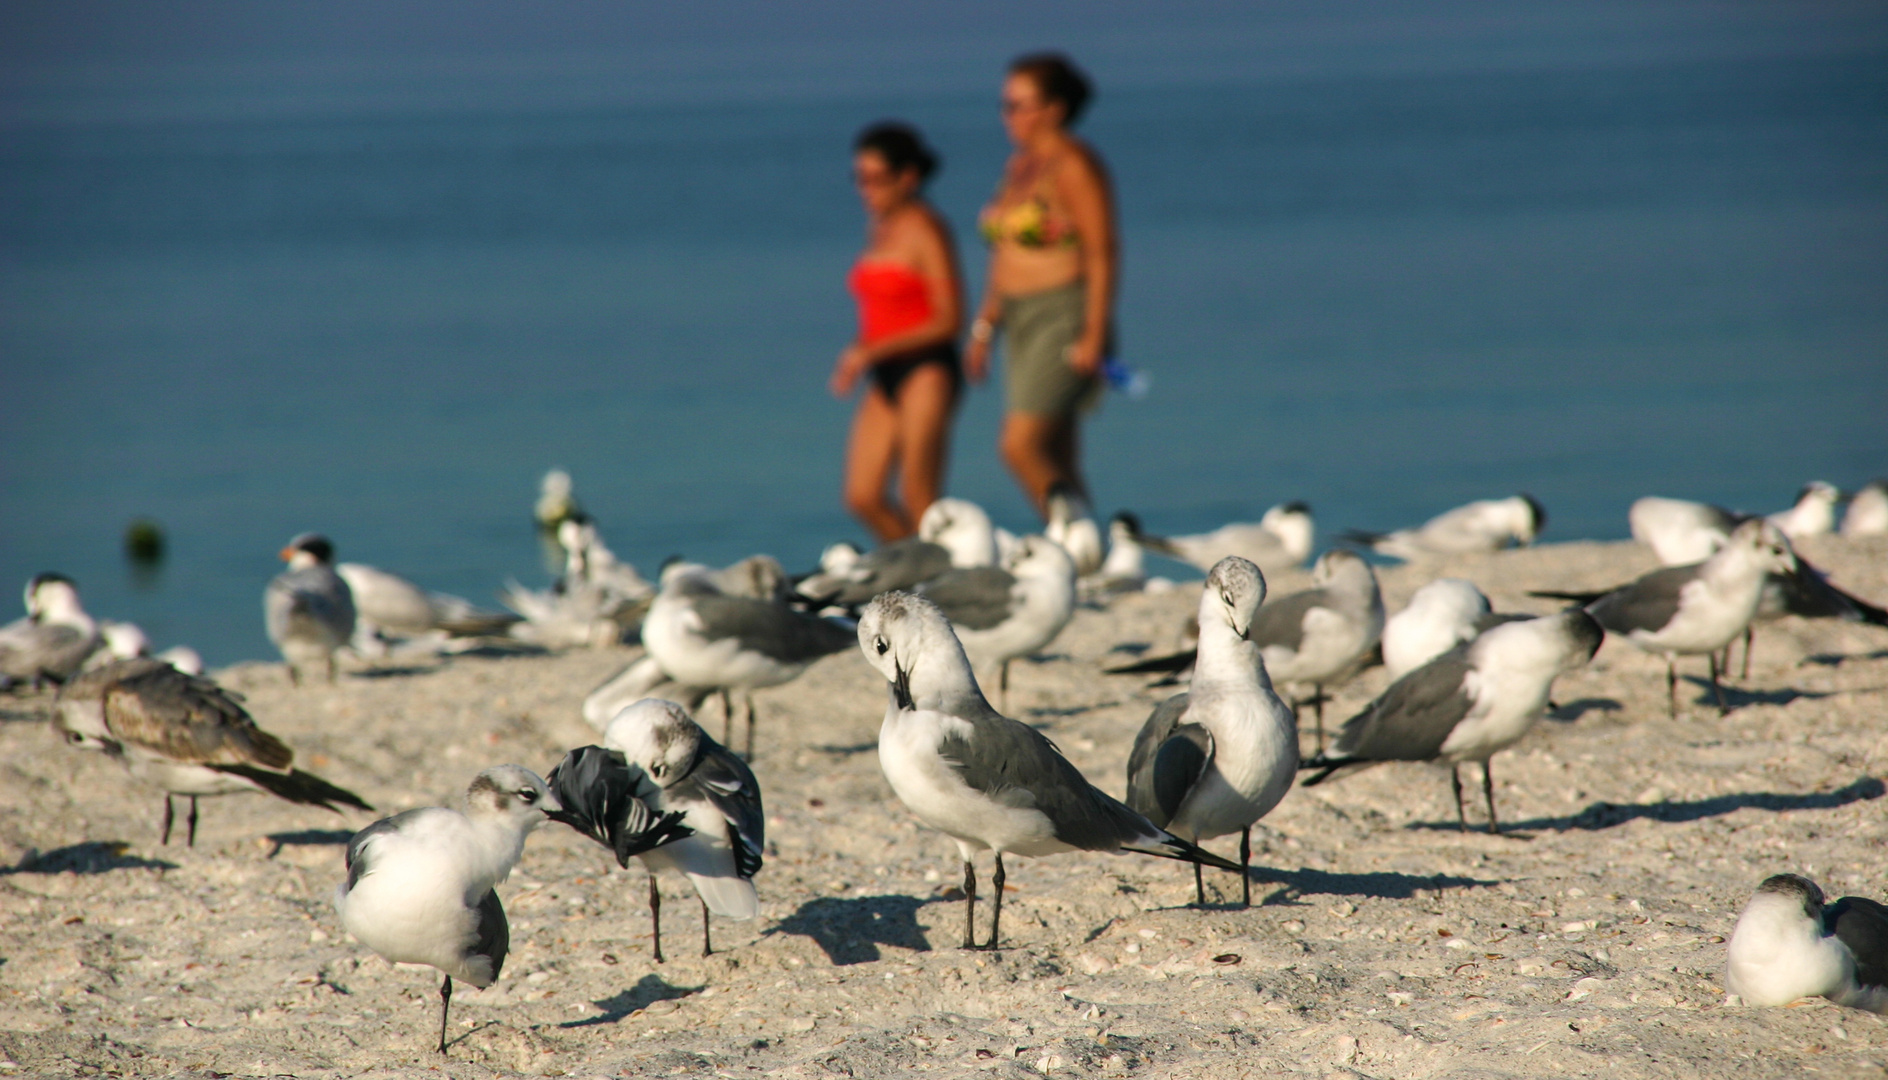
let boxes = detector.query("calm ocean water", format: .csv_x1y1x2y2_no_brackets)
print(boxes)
3,13,1886,665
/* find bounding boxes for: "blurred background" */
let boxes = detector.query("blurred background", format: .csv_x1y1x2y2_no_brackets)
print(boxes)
3,0,1885,665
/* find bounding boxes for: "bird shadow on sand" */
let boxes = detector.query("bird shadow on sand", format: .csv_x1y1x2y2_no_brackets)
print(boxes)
1544,698,1623,723
1802,649,1888,668
1681,678,1834,712
1412,775,1885,835
347,665,438,680
561,974,703,1027
1,842,176,875
762,894,934,965
265,829,354,858
811,741,878,758
1246,866,1493,904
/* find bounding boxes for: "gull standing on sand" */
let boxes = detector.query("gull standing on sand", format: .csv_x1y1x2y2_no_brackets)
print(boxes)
1629,496,1743,566
1128,502,1314,576
916,533,1076,701
642,566,856,758
337,562,518,642
795,497,999,608
1124,558,1297,906
265,534,356,685
1045,483,1104,576
335,766,557,1055
56,658,373,845
1083,512,1150,597
0,574,101,687
1248,549,1385,750
1726,874,1888,1012
1299,609,1603,833
1842,479,1888,536
857,592,1239,949
1768,481,1843,541
1381,578,1526,680
1342,494,1545,560
553,700,766,960
1583,518,1794,717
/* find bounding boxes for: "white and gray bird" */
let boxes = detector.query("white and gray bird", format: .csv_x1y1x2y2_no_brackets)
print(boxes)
1768,481,1842,541
1128,501,1315,576
1726,874,1888,1013
916,533,1077,701
1629,496,1744,566
1583,518,1795,717
1842,479,1888,537
501,517,653,649
0,574,102,687
1249,549,1385,750
552,699,766,960
55,657,373,845
857,592,1240,949
1343,494,1545,561
265,534,357,685
337,562,518,643
795,497,999,608
534,468,582,531
334,765,557,1055
1300,609,1603,833
1083,512,1149,597
1045,483,1104,577
1124,557,1297,907
1382,578,1527,680
641,566,856,758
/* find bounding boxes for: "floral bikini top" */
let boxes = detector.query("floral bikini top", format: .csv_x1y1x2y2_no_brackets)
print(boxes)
979,158,1079,249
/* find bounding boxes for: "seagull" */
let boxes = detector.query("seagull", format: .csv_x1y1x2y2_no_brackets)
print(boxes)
582,654,710,730
1843,479,1888,537
1045,483,1104,577
1127,501,1315,575
1124,557,1297,907
1726,874,1888,1012
334,765,557,1055
641,566,856,758
500,517,653,648
1630,496,1744,566
916,533,1077,701
1582,518,1796,716
553,699,766,960
1083,512,1148,597
1342,494,1545,561
1768,481,1843,541
1382,579,1526,680
534,468,582,531
1248,549,1385,751
1299,609,1603,833
0,574,102,688
857,592,1240,949
56,657,372,845
336,562,519,641
794,497,999,608
265,534,357,685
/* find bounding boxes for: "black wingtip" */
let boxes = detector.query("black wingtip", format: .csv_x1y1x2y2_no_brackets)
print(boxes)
1337,529,1384,548
1527,588,1608,605
214,764,373,812
1103,649,1197,676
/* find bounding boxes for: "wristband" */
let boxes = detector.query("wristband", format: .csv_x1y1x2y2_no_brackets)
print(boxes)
970,318,995,344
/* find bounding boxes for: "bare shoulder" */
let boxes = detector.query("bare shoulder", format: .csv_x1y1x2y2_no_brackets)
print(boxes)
1054,138,1111,191
886,202,955,265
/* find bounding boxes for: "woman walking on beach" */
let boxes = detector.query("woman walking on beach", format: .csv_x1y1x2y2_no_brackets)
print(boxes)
831,122,967,542
966,53,1117,515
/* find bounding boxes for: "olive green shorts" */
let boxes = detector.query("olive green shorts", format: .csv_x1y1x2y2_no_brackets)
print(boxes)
1000,282,1106,418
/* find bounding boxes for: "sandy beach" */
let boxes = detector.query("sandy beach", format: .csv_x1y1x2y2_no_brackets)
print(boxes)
2,536,1885,1079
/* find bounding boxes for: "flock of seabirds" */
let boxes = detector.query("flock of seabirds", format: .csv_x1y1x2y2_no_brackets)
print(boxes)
4,470,1888,1053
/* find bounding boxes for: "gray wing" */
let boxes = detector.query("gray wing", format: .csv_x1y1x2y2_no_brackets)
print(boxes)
1830,896,1888,990
1249,589,1325,652
1587,565,1696,635
1472,611,1533,634
468,889,509,988
267,567,357,643
343,809,430,891
917,567,1018,631
690,594,856,664
679,741,766,879
69,658,294,769
1778,560,1888,625
1325,650,1475,763
0,621,97,682
1124,694,1210,829
814,540,953,605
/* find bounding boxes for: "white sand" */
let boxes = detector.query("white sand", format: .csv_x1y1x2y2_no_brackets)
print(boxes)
2,537,1885,1078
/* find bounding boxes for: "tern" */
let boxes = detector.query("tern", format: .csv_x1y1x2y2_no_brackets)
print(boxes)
265,534,357,685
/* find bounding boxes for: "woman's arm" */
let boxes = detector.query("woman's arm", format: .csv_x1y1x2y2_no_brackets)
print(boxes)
1057,144,1116,378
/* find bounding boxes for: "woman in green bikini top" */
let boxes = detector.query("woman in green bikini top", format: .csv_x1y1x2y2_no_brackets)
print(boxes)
967,52,1118,519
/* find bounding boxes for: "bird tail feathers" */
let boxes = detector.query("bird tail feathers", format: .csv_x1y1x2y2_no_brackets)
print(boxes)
1121,832,1242,873
212,764,373,811
686,872,760,920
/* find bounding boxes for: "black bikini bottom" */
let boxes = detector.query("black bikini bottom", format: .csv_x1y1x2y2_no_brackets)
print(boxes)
871,341,962,401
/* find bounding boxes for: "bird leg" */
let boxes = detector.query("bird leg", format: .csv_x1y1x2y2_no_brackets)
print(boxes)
161,795,174,846
999,659,1011,712
1193,857,1205,908
720,691,735,746
437,974,453,1055
1740,626,1753,681
986,852,1007,950
1482,760,1500,835
700,897,713,957
1665,659,1677,719
288,664,301,688
1240,827,1252,908
1708,652,1728,715
1313,684,1326,754
1450,765,1468,833
649,872,664,963
326,654,337,684
744,694,757,762
961,859,978,950
187,795,200,847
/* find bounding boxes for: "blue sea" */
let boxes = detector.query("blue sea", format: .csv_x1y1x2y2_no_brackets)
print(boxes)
3,3,1885,666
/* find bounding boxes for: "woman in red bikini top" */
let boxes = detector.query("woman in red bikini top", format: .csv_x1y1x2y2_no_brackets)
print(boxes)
831,122,971,542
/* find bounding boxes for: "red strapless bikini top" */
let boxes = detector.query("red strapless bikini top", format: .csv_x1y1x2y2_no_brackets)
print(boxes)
848,259,933,344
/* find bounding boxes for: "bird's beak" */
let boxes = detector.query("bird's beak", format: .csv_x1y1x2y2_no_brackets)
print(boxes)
892,660,914,711
1233,616,1250,641
540,790,564,814
279,547,296,562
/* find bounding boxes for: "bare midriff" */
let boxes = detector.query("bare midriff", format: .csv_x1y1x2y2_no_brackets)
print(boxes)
987,242,1082,297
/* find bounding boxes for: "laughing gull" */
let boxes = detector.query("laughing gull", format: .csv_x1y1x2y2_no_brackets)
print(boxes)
0,574,102,687
916,533,1077,702
1124,558,1297,907
555,700,766,959
1300,609,1603,833
335,765,556,1055
534,468,582,531
500,517,653,648
1343,495,1546,561
1249,549,1385,751
1769,481,1843,541
1046,484,1104,577
1583,518,1795,716
582,654,710,730
1382,579,1527,680
336,562,518,641
1629,496,1743,566
542,744,692,864
1843,479,1888,537
57,658,372,845
795,498,999,608
857,592,1239,949
1726,874,1888,1012
1083,512,1149,597
1128,502,1315,576
265,534,357,685
642,566,856,758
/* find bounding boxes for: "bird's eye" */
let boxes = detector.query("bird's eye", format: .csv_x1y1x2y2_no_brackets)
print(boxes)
518,789,537,803
875,637,888,656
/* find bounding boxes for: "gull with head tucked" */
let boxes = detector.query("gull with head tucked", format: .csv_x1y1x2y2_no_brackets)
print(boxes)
1726,874,1888,1013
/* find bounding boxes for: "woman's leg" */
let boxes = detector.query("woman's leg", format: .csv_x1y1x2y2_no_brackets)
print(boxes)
999,411,1082,516
1045,419,1088,503
843,386,912,541
890,364,958,524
